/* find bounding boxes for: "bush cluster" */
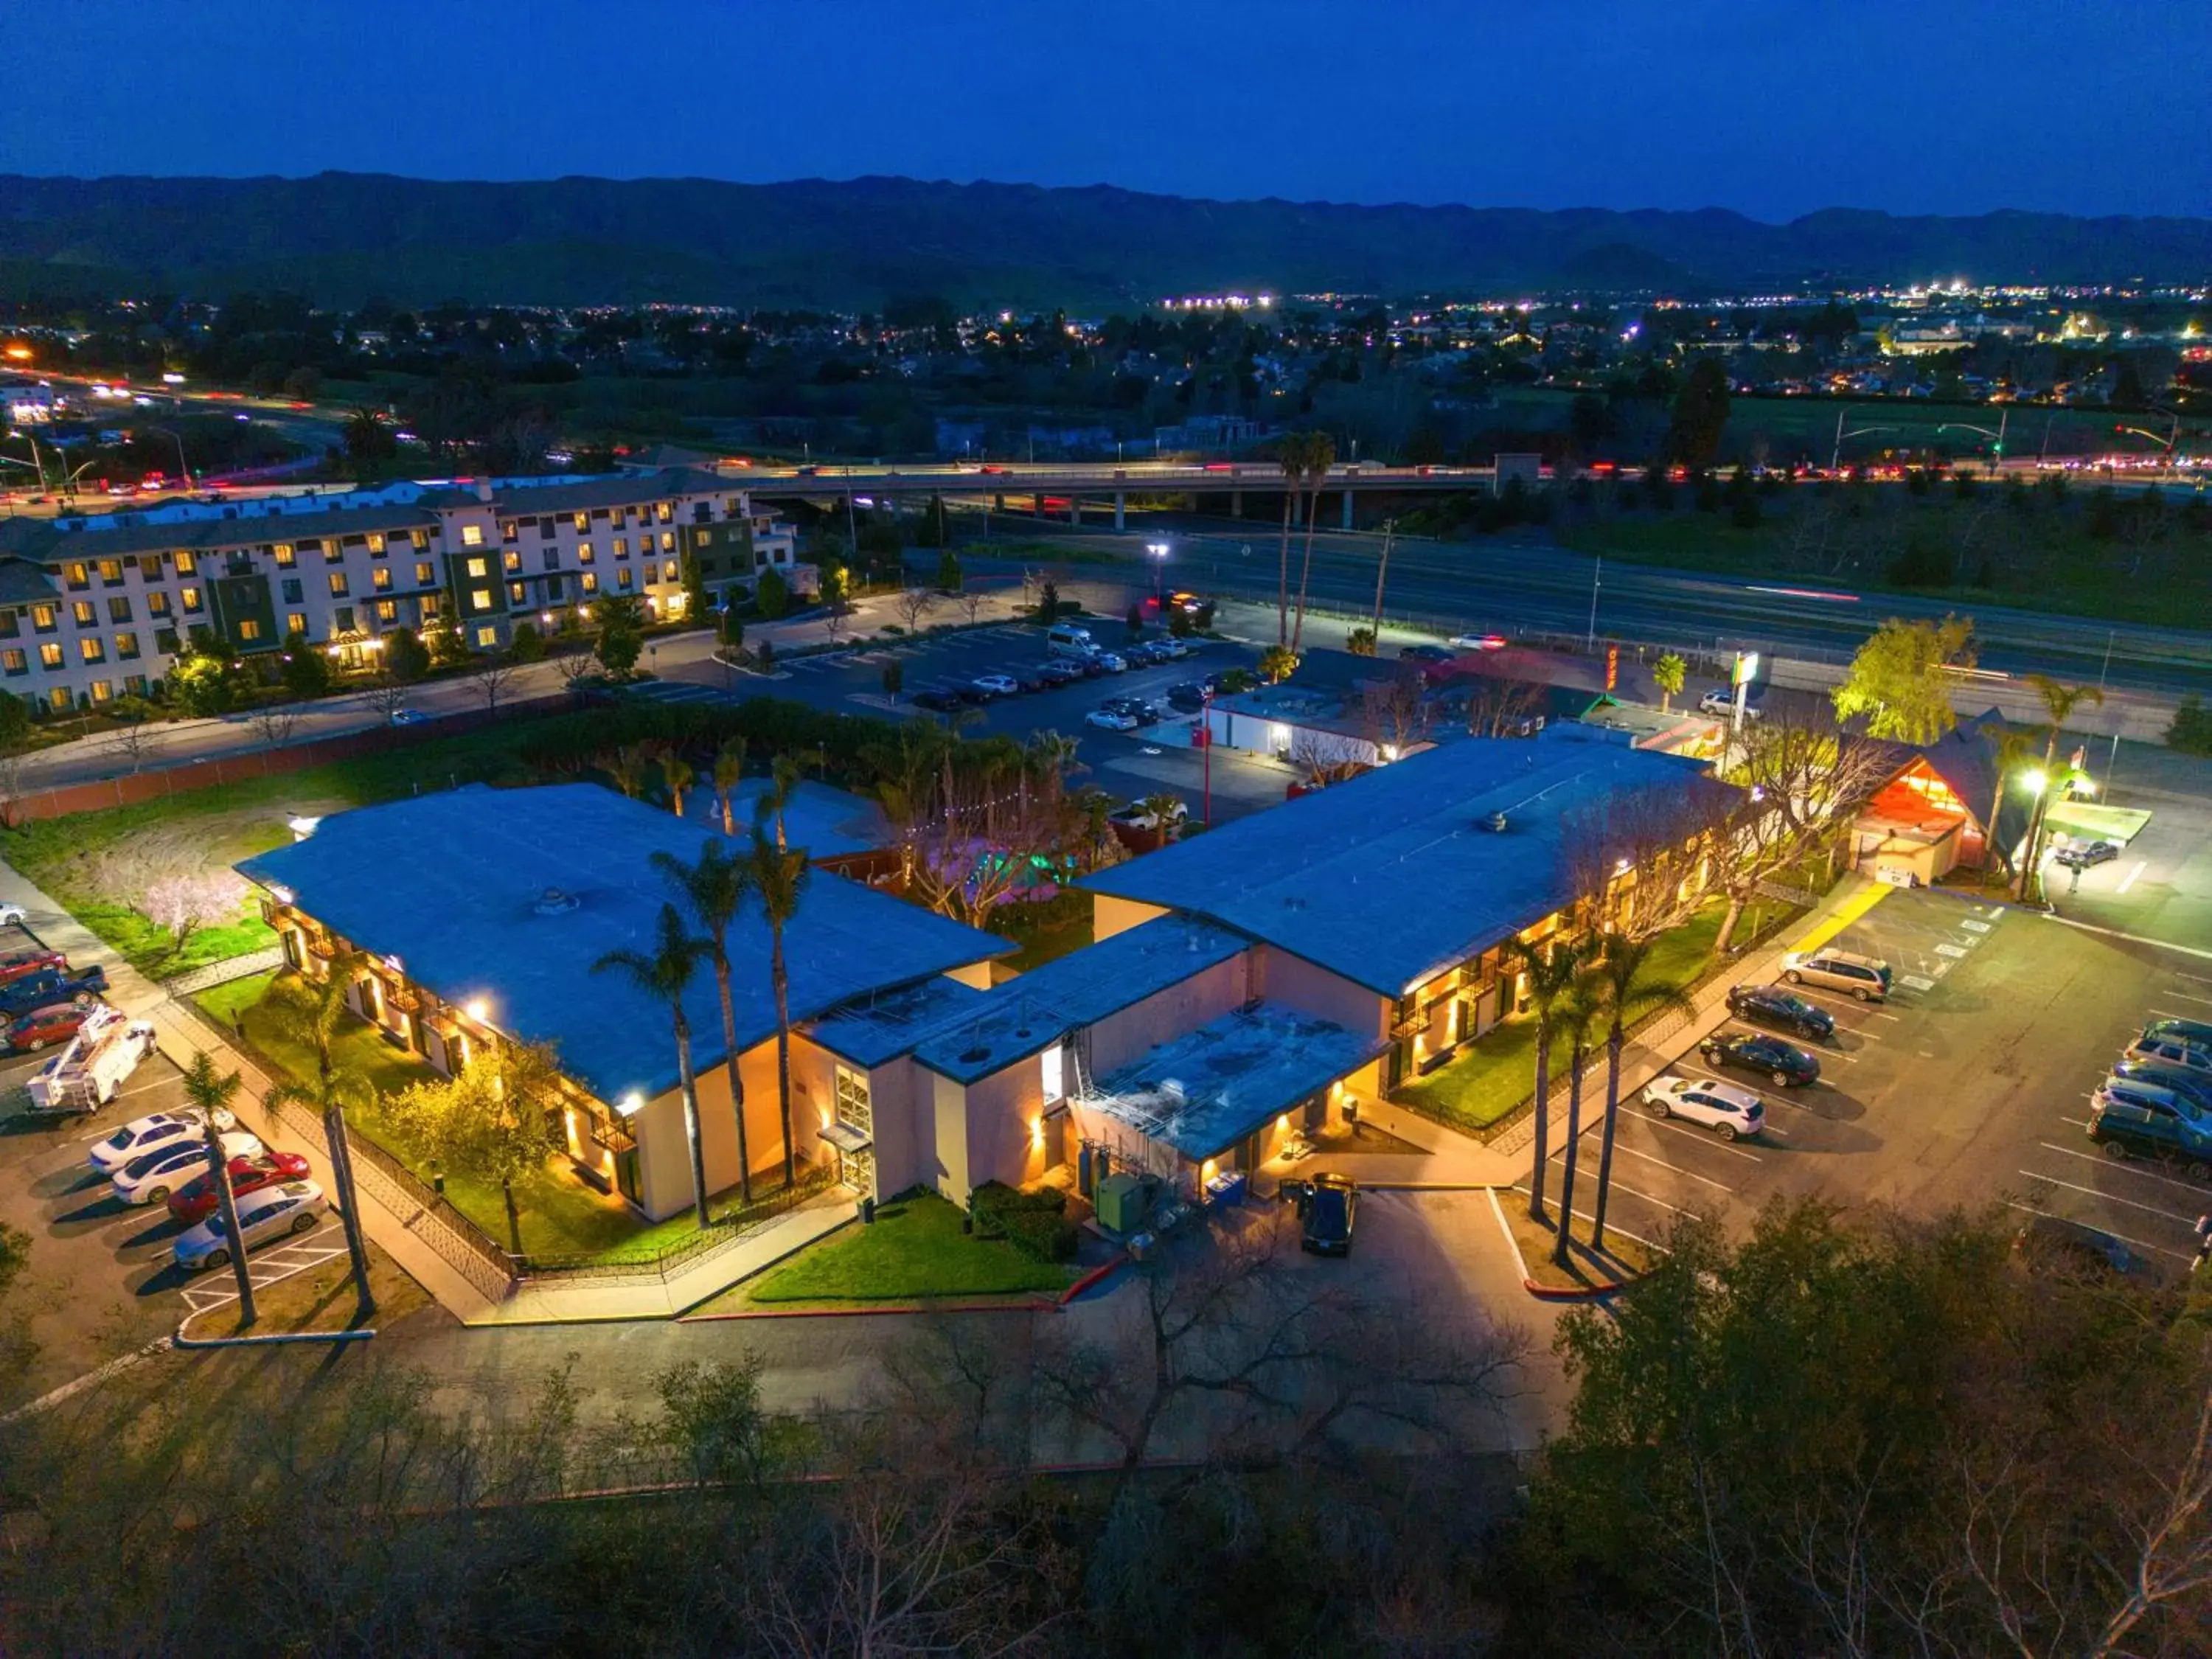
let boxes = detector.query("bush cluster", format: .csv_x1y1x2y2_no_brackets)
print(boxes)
970,1180,1079,1262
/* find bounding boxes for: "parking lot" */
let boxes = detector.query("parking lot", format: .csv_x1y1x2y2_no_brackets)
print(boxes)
1541,887,2212,1277
0,920,341,1404
642,619,1299,824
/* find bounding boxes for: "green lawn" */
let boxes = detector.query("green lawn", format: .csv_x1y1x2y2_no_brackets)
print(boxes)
1391,894,1803,1137
194,969,666,1261
4,723,538,978
1394,1015,1541,1135
750,1190,1072,1302
987,895,1096,978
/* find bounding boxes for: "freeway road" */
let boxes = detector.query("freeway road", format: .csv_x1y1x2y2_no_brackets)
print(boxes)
955,514,2212,700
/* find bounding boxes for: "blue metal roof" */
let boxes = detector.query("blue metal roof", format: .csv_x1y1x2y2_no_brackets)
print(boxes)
911,917,1247,1084
677,776,888,860
805,975,990,1069
237,784,1008,1106
1084,727,1713,996
1086,1001,1387,1161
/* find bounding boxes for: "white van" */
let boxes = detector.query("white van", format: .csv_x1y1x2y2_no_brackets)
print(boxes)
1046,625,1097,658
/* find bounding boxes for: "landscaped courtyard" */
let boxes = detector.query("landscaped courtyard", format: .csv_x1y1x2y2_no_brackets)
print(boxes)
195,968,815,1265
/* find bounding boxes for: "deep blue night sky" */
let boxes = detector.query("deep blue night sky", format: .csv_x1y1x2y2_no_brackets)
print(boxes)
12,0,2206,220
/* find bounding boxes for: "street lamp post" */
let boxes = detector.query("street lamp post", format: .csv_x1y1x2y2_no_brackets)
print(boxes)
1831,408,1899,473
1937,411,2008,471
1145,540,1169,608
150,426,193,491
1200,688,1214,827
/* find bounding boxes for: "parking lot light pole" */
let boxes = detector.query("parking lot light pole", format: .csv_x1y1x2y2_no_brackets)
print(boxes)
1147,540,1169,608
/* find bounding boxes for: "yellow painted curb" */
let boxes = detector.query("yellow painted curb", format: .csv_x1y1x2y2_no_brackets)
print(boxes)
1784,881,1892,958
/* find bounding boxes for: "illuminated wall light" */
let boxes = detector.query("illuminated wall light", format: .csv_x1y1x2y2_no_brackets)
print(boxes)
464,997,489,1021
616,1092,644,1118
1029,1117,1046,1150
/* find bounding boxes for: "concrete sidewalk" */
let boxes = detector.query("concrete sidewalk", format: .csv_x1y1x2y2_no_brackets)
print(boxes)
1315,876,1892,1191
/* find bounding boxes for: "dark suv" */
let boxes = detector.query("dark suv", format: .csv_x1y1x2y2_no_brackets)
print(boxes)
1298,1172,1358,1257
2089,1079,2212,1180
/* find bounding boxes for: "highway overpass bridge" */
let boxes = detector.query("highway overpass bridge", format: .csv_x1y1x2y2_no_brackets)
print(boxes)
735,461,1509,530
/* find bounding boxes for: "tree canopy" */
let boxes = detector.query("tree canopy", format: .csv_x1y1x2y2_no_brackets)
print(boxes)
1832,613,1977,742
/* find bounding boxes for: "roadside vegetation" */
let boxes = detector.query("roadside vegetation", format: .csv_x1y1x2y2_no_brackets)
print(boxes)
0,1197,2203,1653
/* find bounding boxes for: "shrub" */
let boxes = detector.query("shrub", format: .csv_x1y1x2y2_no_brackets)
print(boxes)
2169,695,2212,757
970,1180,1077,1264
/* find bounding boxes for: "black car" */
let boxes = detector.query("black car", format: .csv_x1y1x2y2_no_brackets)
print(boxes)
1298,1172,1358,1257
1014,672,1051,694
910,689,962,712
0,964,106,1018
1700,1029,1820,1088
1725,982,1835,1042
1166,681,1210,713
1398,644,1453,662
2011,1215,2155,1281
1038,660,1083,685
2054,839,2121,871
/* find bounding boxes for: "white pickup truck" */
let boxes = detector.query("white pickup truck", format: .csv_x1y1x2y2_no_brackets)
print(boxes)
26,1004,158,1114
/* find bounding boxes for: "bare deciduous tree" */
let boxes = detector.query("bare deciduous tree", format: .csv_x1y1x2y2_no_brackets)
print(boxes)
894,586,938,632
465,652,521,713
248,703,300,750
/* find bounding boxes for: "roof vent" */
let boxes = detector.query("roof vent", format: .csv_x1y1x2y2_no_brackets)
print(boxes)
959,1045,991,1064
532,886,581,916
1481,811,1510,833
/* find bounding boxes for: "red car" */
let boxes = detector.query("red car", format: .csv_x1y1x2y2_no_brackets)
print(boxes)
0,950,66,987
167,1151,313,1225
5,1001,89,1054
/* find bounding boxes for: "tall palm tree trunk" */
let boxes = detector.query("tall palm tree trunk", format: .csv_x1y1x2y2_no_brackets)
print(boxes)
1275,487,1295,644
1592,1025,1624,1249
1554,1041,1587,1267
204,1119,257,1323
312,1013,374,1311
772,928,796,1189
1291,479,1324,651
1528,1031,1552,1222
715,961,752,1206
675,1016,709,1229
321,1103,376,1311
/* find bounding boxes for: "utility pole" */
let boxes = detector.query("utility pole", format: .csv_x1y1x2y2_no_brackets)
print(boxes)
1368,518,1394,643
1585,554,1601,652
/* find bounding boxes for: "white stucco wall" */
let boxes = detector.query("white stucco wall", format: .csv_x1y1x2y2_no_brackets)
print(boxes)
1253,946,1390,1041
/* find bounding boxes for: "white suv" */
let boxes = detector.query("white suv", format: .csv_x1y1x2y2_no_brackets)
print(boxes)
1641,1075,1767,1141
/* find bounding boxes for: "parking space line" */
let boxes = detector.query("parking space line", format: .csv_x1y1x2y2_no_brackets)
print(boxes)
2016,1170,2204,1227
2162,992,2212,1006
2118,861,2146,895
2002,1200,2193,1263
1587,1135,1742,1187
2037,1142,2212,1201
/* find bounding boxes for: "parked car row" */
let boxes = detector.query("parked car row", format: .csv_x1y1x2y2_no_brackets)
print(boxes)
85,1106,332,1270
908,638,1201,714
2088,1018,2212,1180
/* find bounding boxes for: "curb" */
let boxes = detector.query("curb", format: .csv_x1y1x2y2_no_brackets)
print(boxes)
1484,1189,1639,1305
1057,1252,1130,1304
680,1298,1051,1322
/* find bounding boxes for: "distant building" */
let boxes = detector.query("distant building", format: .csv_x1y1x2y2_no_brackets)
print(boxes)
0,467,801,712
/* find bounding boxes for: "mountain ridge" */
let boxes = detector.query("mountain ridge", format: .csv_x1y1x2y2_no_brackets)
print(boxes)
1,172,2205,310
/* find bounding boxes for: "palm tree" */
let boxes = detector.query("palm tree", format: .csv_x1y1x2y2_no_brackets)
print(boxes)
2017,675,2104,901
181,1050,256,1321
712,737,745,835
754,753,804,849
2024,672,2104,771
652,840,757,1206
1507,936,1590,1223
1588,936,1697,1251
1289,431,1338,652
1983,724,2037,877
593,905,712,1228
606,744,650,800
263,1065,379,1303
1652,653,1687,713
747,827,810,1188
1548,977,1605,1269
1273,433,1311,644
262,956,375,1310
662,753,695,820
